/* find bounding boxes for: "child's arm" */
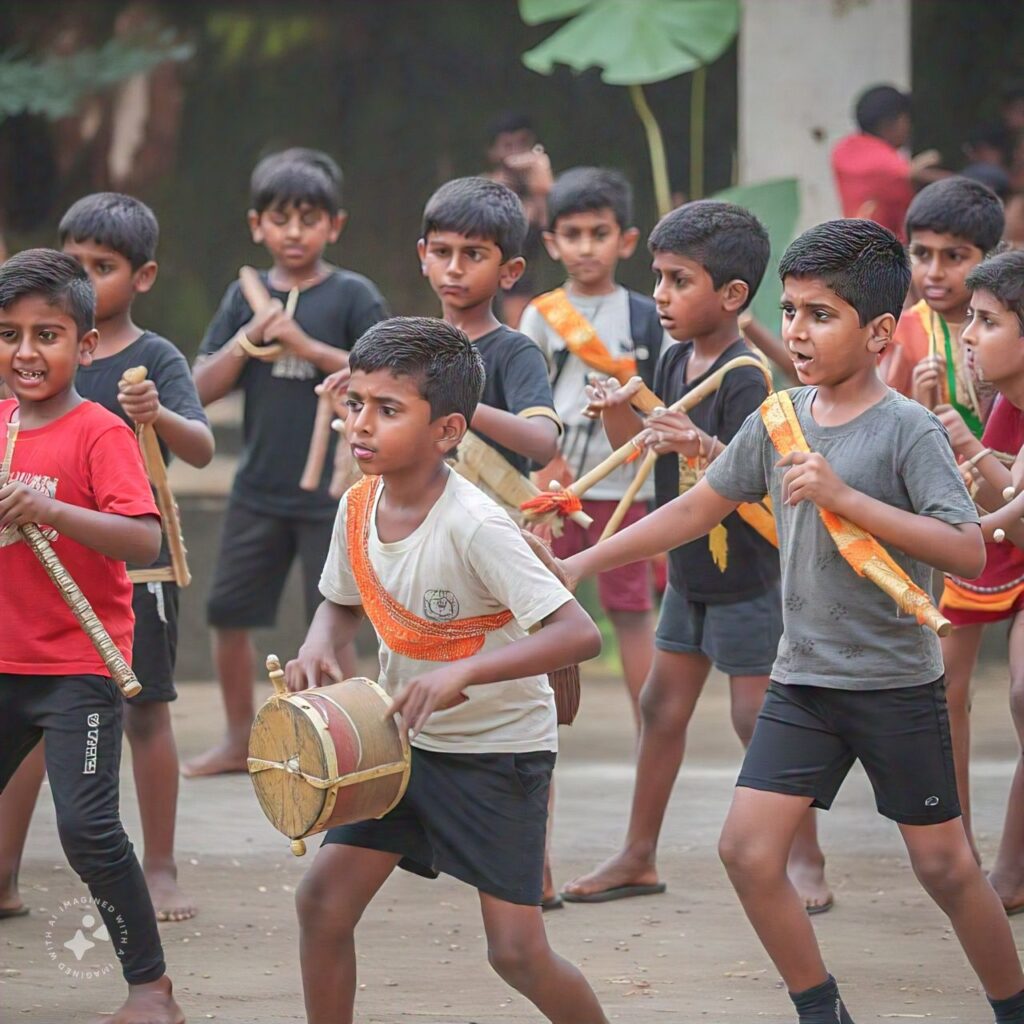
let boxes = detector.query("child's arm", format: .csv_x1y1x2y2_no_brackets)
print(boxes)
583,375,645,449
933,405,1010,511
777,450,985,578
388,599,600,735
564,478,739,584
257,308,349,374
118,378,215,469
284,599,365,691
981,490,1024,546
0,484,160,564
470,403,559,465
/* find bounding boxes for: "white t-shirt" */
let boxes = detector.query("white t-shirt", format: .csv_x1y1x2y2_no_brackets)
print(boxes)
520,285,669,502
319,470,572,753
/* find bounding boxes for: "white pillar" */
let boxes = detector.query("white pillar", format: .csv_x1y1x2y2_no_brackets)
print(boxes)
738,0,911,229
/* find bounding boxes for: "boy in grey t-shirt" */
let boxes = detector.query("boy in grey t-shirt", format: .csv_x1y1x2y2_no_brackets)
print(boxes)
561,219,1024,1024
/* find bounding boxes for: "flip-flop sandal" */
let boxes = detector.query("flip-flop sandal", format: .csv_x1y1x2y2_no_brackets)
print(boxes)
541,896,564,912
0,906,29,920
561,882,667,904
806,897,834,916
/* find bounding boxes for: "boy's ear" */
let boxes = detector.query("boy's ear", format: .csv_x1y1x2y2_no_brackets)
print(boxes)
499,256,527,292
328,210,348,243
720,278,751,314
247,210,263,244
77,328,99,367
541,230,562,262
416,238,428,275
866,312,897,354
434,412,468,455
132,260,158,296
617,226,641,260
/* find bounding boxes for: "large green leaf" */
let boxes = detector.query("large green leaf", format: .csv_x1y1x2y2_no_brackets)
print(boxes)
518,0,593,25
522,0,738,85
712,178,800,330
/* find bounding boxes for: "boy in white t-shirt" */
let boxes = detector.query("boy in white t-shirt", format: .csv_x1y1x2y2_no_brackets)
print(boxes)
284,316,607,1024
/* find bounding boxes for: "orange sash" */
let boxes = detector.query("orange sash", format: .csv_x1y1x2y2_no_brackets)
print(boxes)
532,288,637,385
346,476,514,661
760,391,948,633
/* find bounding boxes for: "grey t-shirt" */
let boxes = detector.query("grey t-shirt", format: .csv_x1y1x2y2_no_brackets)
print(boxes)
704,388,979,690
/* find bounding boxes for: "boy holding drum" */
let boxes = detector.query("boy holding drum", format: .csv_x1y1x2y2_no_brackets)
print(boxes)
284,316,608,1024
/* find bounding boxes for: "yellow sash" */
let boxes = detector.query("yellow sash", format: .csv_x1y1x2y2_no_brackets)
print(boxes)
531,288,637,385
760,391,949,634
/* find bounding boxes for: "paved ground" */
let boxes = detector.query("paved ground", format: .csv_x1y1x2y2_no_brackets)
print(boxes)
3,660,1022,1023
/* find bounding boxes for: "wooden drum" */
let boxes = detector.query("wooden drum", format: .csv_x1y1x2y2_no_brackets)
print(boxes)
248,656,411,856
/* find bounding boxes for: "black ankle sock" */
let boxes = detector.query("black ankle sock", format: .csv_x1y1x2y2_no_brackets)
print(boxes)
990,988,1024,1023
790,975,854,1024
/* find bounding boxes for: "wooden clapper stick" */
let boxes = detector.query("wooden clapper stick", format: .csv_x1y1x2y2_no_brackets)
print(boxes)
522,355,771,530
119,367,191,587
236,266,299,361
0,418,141,697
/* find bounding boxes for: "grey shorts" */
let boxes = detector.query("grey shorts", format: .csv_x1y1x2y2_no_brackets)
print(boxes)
655,582,782,676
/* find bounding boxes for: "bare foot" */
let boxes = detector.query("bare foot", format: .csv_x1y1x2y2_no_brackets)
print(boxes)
91,975,184,1024
561,848,661,899
788,851,833,914
180,741,248,778
145,866,196,923
0,880,27,919
986,867,1024,914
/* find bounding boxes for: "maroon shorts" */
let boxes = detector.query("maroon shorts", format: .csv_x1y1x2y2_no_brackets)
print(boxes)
552,499,653,613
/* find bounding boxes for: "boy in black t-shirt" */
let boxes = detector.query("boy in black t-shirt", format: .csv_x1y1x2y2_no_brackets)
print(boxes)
562,201,829,914
418,177,561,491
187,148,387,778
0,193,213,926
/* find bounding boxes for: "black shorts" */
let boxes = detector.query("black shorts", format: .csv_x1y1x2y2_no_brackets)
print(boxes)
737,678,960,826
130,582,178,703
207,501,333,629
323,747,555,905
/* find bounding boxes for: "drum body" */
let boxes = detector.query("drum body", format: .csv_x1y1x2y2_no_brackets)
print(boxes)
248,677,410,842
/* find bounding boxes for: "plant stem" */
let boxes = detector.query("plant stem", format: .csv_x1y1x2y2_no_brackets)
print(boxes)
628,82,671,217
690,64,706,200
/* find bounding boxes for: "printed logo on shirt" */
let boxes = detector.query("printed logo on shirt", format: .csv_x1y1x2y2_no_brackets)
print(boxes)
271,355,317,381
83,715,99,775
0,472,58,548
423,589,460,621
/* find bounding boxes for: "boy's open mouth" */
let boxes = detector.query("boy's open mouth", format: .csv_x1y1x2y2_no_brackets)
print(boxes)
14,369,44,383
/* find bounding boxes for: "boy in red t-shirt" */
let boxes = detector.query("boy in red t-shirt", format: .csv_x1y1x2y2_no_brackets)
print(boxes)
0,250,183,1024
949,249,1024,913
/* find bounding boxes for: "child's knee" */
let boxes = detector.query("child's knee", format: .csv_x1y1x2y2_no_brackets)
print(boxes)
296,864,358,936
1010,679,1024,726
718,822,783,883
639,678,690,731
123,702,169,745
487,934,546,989
57,811,132,883
910,843,978,900
729,701,760,744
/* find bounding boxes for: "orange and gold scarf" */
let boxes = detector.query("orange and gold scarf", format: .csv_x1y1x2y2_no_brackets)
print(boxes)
346,476,513,661
532,288,636,385
760,391,947,632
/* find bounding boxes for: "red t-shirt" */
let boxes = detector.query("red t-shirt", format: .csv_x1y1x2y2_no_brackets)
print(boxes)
0,399,159,676
831,132,914,240
974,395,1024,588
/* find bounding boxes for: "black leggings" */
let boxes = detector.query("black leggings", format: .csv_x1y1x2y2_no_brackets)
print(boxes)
0,674,166,984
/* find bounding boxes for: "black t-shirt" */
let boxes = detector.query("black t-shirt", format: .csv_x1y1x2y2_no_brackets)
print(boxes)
652,339,779,603
198,267,388,520
474,325,559,475
76,330,209,570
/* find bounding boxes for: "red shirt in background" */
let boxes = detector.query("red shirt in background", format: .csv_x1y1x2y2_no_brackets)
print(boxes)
0,399,159,676
831,132,914,240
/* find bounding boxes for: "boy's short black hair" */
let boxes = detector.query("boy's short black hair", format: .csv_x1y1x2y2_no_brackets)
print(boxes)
547,167,633,230
487,111,534,142
421,177,527,261
58,192,158,270
905,176,1005,252
648,200,769,312
251,148,343,214
966,248,1024,334
349,316,485,424
0,248,95,335
778,219,910,324
855,84,911,135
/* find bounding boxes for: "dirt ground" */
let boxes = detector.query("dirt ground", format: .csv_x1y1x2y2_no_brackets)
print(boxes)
3,660,1023,1023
